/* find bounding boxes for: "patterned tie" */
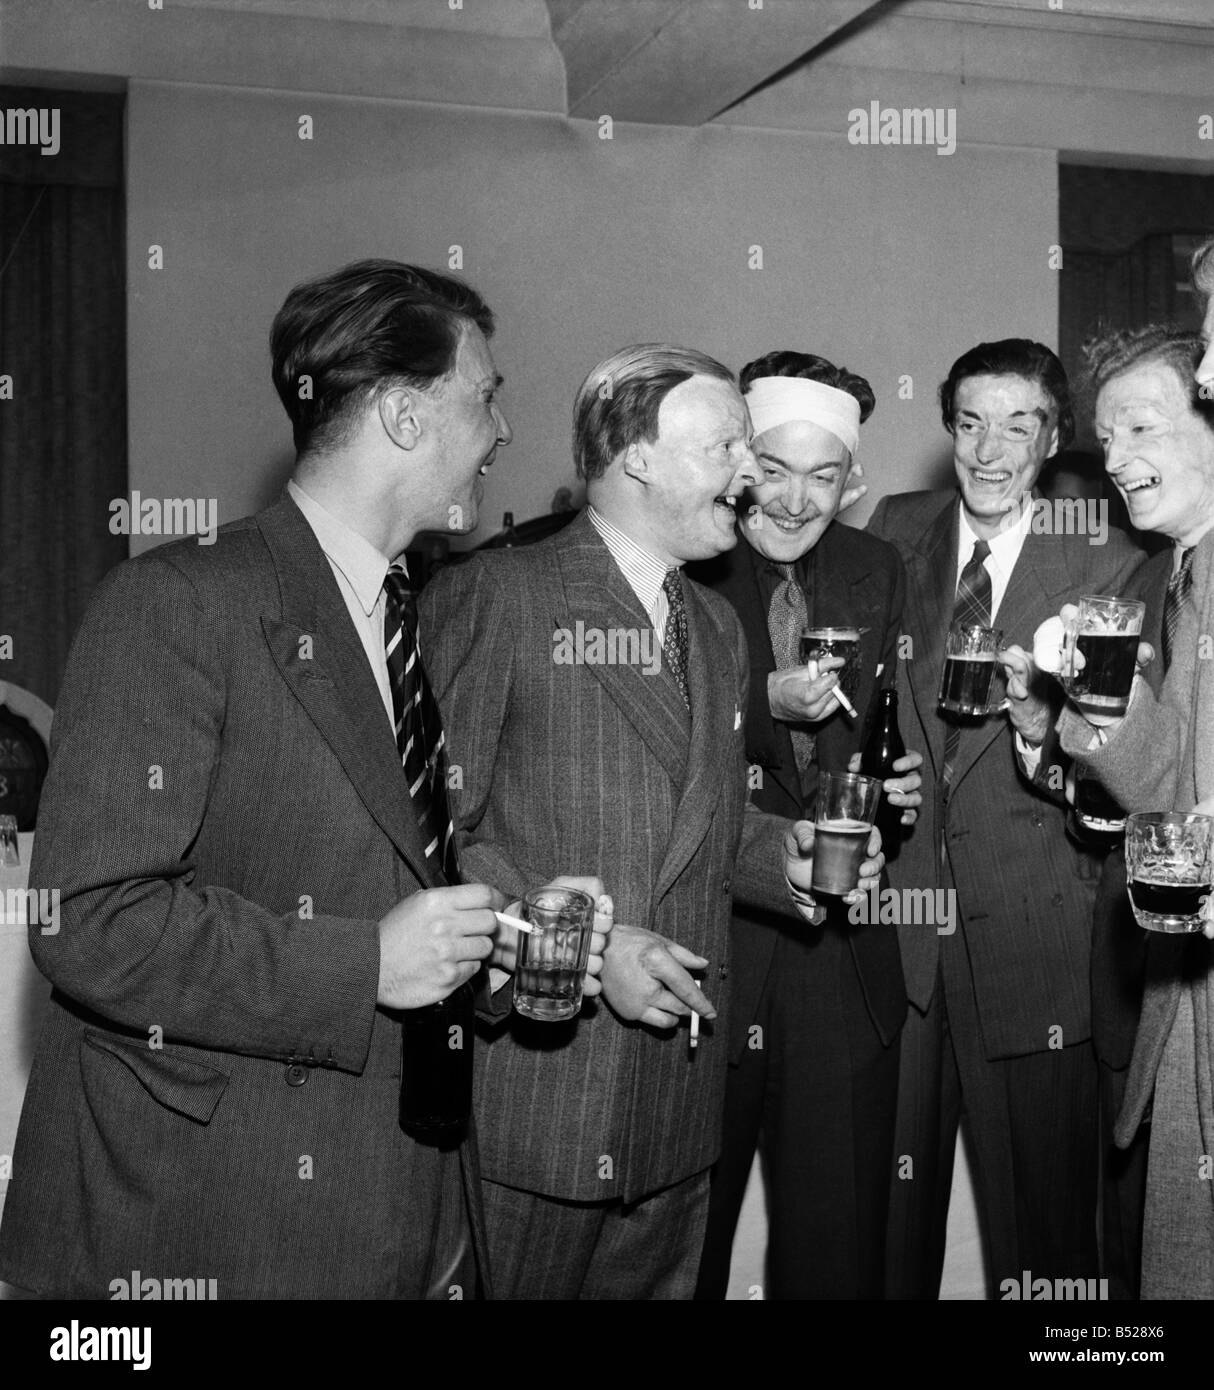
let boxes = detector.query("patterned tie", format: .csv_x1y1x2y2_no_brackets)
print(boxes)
383,566,459,883
1162,546,1195,673
940,540,992,866
766,562,817,780
662,568,691,709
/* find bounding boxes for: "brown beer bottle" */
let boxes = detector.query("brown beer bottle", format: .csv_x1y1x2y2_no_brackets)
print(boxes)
860,687,906,860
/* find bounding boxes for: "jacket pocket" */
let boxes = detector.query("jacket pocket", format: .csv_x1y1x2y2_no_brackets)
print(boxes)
81,1028,230,1124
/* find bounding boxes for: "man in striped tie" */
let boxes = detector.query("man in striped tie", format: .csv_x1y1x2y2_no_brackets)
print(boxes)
868,339,1145,1298
0,258,609,1300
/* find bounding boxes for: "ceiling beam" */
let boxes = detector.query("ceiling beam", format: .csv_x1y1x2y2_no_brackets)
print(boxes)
547,0,891,126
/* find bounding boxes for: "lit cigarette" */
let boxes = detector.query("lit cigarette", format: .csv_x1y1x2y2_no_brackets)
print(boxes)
690,1007,700,1049
829,684,857,719
494,910,536,935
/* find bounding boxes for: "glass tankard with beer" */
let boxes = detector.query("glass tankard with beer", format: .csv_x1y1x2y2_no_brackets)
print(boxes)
939,623,1004,716
1061,595,1145,723
1125,812,1213,934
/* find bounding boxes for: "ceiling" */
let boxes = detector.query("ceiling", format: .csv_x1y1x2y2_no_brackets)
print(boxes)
1,0,1211,148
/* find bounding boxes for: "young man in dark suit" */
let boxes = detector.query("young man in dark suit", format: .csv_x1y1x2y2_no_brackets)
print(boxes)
421,344,885,1300
690,350,921,1299
868,339,1145,1298
0,259,607,1298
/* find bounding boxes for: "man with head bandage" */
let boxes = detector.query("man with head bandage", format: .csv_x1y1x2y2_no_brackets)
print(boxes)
691,350,922,1299
867,338,1146,1300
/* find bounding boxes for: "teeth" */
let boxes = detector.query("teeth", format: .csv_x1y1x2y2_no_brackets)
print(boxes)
1123,477,1159,493
715,496,737,507
973,470,1010,482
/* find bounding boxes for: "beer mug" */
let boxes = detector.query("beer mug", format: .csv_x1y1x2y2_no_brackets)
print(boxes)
1125,811,1214,934
513,887,595,1021
939,623,1004,716
1062,596,1144,723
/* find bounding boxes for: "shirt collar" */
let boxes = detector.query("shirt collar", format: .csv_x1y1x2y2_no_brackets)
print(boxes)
957,494,1033,571
287,478,399,615
587,505,674,612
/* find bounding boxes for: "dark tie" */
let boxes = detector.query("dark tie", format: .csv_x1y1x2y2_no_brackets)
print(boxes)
940,540,992,862
766,562,817,780
662,568,691,709
383,565,459,883
1162,546,1195,673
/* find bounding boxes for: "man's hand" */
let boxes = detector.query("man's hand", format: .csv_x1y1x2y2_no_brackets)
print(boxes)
600,923,716,1029
377,884,497,1009
768,655,846,724
847,749,924,826
998,643,1055,747
783,818,884,908
1190,798,1214,941
490,876,613,998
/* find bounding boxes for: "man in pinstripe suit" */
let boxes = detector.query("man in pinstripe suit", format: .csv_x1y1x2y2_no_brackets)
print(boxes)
422,344,884,1299
869,339,1145,1298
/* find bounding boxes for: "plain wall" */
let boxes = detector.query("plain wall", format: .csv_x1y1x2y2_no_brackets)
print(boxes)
125,82,1059,544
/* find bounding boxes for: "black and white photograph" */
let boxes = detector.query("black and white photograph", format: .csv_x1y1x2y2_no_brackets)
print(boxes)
0,0,1212,1362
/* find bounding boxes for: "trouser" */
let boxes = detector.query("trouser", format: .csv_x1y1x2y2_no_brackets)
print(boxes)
480,1169,711,1300
1098,1057,1148,1300
695,925,899,1299
886,933,1099,1298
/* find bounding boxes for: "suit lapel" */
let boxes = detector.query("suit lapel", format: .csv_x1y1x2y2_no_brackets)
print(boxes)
554,513,691,786
654,580,737,902
256,496,441,887
903,501,957,779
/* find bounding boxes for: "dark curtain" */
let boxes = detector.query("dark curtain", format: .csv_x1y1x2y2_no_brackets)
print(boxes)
0,87,127,707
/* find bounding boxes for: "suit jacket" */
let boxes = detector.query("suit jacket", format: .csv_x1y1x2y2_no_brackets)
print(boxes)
419,511,791,1204
0,496,487,1298
689,521,907,1062
868,490,1145,1060
1059,530,1214,1155
1088,548,1171,1070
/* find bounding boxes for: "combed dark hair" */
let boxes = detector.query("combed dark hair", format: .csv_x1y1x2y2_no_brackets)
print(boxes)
270,258,495,456
573,344,734,481
739,350,876,425
939,339,1073,452
1081,323,1212,427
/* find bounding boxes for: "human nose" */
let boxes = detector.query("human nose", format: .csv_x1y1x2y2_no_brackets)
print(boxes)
1197,339,1214,397
733,440,760,489
1104,432,1131,476
493,403,513,446
974,427,1003,463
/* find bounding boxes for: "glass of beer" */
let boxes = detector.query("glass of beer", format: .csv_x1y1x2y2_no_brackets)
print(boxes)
801,627,863,702
939,623,1004,716
811,771,881,897
513,886,596,1021
1074,775,1126,836
1062,595,1144,723
1125,811,1214,934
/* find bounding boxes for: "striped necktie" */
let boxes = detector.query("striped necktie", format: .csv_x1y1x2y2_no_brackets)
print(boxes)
383,566,458,883
766,562,817,780
662,568,691,709
1162,546,1195,673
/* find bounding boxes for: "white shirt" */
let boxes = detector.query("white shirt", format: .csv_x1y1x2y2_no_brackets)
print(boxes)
955,496,1033,624
287,479,400,731
587,505,677,640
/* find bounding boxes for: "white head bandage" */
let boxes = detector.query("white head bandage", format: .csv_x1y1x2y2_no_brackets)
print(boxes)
744,376,862,458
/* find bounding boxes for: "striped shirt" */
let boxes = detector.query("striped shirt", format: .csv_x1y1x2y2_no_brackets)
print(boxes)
587,505,678,643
